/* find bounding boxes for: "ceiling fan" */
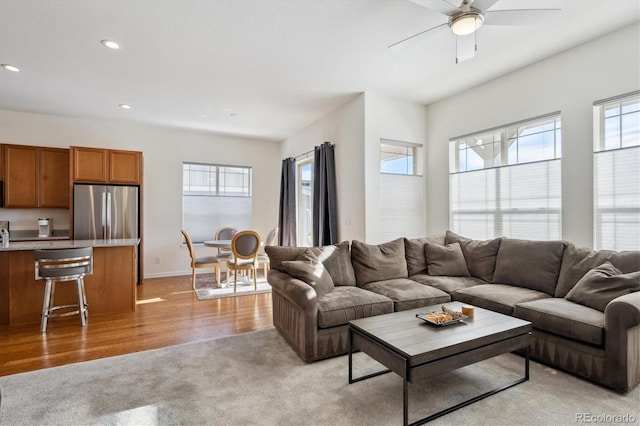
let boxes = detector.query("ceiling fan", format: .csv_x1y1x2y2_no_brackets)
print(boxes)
389,0,561,63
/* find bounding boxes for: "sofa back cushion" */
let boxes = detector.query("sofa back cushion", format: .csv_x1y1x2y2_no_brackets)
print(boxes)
267,241,356,286
404,233,446,276
351,238,408,286
445,231,501,282
310,241,357,286
555,243,640,297
425,242,470,277
279,250,335,299
565,262,640,311
266,246,307,270
493,238,565,295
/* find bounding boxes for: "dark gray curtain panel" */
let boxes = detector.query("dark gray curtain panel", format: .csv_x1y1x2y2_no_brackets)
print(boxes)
313,142,338,246
278,157,297,246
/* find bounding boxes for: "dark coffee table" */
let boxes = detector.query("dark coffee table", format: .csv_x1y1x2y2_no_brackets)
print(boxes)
348,301,532,426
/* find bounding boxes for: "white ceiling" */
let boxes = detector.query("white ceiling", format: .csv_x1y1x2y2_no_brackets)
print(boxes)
0,0,638,142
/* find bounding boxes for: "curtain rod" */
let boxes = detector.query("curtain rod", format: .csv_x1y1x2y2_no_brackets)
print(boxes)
292,141,334,160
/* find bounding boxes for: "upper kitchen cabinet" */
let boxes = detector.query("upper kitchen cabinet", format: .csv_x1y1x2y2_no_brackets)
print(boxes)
39,148,70,208
1,144,69,208
71,147,142,184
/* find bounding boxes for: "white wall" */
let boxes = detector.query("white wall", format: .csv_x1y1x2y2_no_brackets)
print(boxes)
281,94,366,243
425,23,640,248
0,110,281,278
364,92,428,243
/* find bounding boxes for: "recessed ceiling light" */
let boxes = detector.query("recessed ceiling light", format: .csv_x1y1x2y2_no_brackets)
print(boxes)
1,64,20,72
119,104,132,110
101,40,121,50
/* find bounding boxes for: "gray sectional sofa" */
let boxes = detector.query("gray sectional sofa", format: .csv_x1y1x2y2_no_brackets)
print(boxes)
265,231,640,392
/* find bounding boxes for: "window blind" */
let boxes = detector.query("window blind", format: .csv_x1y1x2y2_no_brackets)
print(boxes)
594,146,640,251
450,159,561,240
379,173,424,242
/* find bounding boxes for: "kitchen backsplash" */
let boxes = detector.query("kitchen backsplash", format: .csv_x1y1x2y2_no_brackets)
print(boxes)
0,208,69,231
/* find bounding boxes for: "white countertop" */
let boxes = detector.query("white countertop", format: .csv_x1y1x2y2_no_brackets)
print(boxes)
0,238,140,251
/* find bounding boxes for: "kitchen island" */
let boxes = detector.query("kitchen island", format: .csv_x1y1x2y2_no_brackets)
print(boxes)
0,239,139,325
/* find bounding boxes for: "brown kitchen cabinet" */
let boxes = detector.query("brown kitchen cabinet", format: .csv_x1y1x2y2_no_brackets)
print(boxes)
39,147,70,207
1,144,69,208
71,146,142,184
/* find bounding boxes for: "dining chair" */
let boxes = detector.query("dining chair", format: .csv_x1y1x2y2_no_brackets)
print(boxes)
227,230,261,292
34,247,93,332
214,226,235,261
257,227,278,279
181,229,222,290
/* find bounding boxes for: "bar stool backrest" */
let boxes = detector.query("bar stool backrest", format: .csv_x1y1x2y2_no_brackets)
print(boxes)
34,247,94,281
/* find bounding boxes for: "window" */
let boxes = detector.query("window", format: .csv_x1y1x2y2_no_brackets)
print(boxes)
380,139,424,242
593,91,640,251
380,139,422,175
449,113,562,240
297,158,313,247
182,162,252,243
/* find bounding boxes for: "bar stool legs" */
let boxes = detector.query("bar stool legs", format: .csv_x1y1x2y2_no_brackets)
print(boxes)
40,277,89,333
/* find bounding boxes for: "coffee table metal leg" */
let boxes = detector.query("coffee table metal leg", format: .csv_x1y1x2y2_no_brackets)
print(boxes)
348,327,392,384
407,348,530,426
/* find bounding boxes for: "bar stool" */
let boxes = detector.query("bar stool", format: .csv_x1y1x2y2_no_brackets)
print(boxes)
34,247,93,332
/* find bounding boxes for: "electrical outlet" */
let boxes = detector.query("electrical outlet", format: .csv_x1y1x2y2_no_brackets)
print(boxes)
155,257,161,264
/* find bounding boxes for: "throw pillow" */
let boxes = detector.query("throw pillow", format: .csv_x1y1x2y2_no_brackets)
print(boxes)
310,241,357,286
445,231,501,282
565,262,640,312
280,250,335,299
425,242,470,277
404,233,446,276
351,238,408,286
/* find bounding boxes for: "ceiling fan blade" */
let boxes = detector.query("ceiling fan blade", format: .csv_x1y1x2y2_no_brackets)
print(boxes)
388,22,448,50
456,33,476,63
470,0,498,12
484,9,562,26
408,0,460,17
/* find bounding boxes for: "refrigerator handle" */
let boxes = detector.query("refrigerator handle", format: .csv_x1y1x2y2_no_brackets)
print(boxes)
102,191,107,239
106,192,112,240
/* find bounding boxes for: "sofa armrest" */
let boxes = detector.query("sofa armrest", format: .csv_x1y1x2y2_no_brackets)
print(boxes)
268,269,321,362
604,292,640,392
267,269,318,311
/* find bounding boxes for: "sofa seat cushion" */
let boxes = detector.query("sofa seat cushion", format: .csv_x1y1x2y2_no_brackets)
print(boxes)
361,278,451,312
453,284,551,315
410,274,485,294
514,298,604,346
317,286,393,328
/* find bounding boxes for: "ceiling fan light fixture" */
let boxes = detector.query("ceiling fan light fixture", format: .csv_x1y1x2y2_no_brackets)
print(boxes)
450,11,484,36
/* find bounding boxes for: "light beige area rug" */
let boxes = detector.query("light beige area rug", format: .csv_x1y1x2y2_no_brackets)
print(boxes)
1,328,638,425
194,273,271,300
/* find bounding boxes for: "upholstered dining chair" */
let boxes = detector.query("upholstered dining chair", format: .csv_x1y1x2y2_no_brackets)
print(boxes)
257,227,278,278
181,229,222,290
227,230,261,292
214,226,235,261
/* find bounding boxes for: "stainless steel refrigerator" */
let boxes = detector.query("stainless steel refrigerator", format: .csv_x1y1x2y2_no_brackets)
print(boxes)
73,184,139,240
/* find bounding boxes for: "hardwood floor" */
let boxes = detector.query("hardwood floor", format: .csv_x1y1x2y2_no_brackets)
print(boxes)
0,275,273,377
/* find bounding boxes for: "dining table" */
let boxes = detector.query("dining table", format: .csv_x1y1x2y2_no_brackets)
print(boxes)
203,239,232,249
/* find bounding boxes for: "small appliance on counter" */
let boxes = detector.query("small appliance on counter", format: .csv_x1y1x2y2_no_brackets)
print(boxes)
38,218,51,238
